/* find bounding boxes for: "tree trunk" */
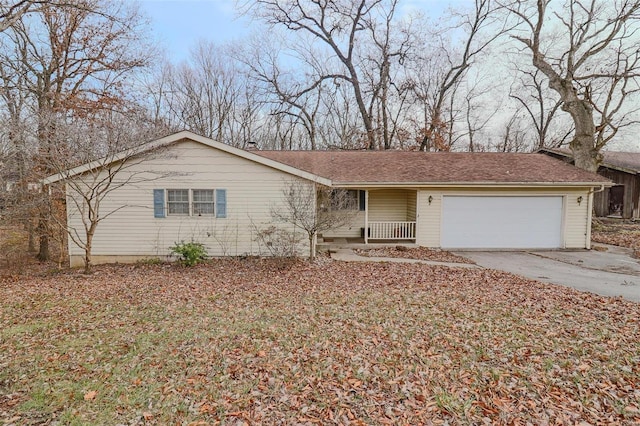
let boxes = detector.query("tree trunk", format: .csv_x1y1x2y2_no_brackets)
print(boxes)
569,131,600,172
419,105,444,151
308,232,316,261
563,98,601,173
530,50,602,172
35,200,50,262
84,239,92,273
37,232,49,261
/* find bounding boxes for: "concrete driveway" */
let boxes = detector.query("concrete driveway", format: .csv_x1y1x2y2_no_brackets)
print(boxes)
457,245,640,302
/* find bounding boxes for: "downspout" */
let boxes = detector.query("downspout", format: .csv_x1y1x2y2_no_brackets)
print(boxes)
586,185,606,250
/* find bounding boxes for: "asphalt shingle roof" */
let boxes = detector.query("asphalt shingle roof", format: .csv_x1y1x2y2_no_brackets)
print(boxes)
256,151,610,185
540,148,640,174
601,152,640,173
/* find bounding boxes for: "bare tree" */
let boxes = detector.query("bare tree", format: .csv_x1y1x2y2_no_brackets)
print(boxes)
169,42,242,143
319,82,363,149
509,68,565,149
271,180,359,260
240,36,327,150
409,0,505,151
138,59,181,132
0,43,38,250
244,0,406,150
43,114,170,273
462,75,498,151
153,41,269,149
0,0,53,32
0,0,153,260
504,0,640,171
493,109,529,152
357,0,414,149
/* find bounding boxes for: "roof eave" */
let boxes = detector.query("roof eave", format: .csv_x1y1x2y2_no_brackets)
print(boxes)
42,131,332,186
332,181,614,188
538,148,640,175
599,163,640,175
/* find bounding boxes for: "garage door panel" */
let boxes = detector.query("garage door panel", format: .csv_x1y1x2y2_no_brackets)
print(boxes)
441,196,563,249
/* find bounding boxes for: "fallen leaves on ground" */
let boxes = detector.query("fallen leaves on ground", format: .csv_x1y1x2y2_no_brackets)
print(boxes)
1,258,638,425
353,246,474,264
592,219,640,258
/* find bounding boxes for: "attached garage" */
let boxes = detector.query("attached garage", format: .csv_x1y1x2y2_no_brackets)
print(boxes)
441,196,564,249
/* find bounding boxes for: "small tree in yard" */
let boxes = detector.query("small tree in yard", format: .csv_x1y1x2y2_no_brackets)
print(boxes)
271,180,359,261
43,117,170,274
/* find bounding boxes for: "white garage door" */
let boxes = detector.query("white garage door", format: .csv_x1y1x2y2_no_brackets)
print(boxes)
441,196,563,249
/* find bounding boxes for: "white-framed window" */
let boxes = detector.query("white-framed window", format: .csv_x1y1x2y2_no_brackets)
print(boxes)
156,188,226,218
167,189,189,215
192,189,214,216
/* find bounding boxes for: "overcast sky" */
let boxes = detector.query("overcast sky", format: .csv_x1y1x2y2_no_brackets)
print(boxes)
137,0,639,151
138,0,470,61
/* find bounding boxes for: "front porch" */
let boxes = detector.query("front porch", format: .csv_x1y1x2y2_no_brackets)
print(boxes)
366,221,416,241
322,188,418,244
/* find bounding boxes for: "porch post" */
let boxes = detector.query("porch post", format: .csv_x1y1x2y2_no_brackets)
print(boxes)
364,190,369,244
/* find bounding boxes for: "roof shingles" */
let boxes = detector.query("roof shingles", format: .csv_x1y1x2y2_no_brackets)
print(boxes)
256,151,610,185
601,152,640,172
540,148,640,173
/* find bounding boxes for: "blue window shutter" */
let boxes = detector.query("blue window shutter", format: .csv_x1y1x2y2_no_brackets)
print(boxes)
216,189,227,218
153,189,165,218
359,190,366,211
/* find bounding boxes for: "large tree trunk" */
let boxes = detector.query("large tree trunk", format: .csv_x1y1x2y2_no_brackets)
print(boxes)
530,51,602,172
37,234,49,261
37,202,50,261
570,135,601,173
562,96,602,172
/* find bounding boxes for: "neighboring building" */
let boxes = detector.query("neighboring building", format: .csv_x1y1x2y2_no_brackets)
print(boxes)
539,148,640,219
45,131,611,267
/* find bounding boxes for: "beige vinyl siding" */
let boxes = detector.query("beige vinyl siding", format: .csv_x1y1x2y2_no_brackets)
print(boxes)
322,211,365,238
407,191,417,222
65,140,311,263
416,191,441,247
415,187,591,249
564,189,591,248
368,189,410,221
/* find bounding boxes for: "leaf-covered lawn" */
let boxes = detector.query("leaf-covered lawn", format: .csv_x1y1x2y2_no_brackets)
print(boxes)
1,259,639,425
592,219,640,258
353,247,474,264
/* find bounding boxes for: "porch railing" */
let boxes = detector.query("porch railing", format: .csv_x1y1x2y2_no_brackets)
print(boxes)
368,221,416,240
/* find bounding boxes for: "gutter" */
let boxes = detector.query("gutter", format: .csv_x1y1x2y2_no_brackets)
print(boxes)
588,184,607,196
